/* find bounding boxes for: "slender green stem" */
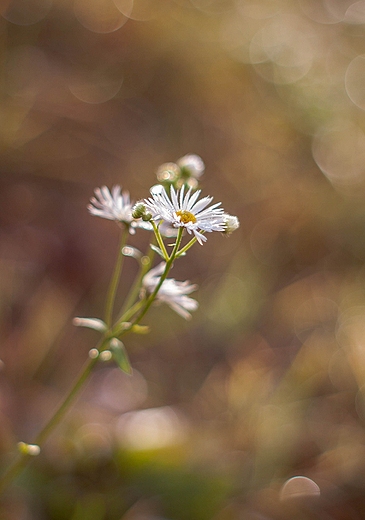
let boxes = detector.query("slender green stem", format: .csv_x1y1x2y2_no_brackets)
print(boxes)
0,223,127,495
34,355,100,446
118,247,155,318
0,227,185,495
169,226,184,260
104,228,128,327
112,300,145,336
176,235,198,257
0,338,106,495
113,229,183,336
151,221,169,261
130,228,183,327
0,454,31,496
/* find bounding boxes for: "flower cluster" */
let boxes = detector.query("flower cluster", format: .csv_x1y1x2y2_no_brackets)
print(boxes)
88,185,133,224
2,155,240,493
86,155,239,320
142,184,226,245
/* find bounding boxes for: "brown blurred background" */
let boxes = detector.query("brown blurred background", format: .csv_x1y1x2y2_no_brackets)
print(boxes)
2,0,365,518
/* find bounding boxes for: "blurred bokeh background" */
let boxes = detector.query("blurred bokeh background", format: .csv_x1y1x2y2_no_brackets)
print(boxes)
2,0,365,518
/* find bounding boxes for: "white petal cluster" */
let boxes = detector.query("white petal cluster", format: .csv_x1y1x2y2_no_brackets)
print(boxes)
142,263,198,320
143,185,225,245
88,185,152,234
88,185,134,225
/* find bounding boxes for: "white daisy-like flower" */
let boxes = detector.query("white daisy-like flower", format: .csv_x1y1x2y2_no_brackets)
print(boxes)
88,185,149,235
143,184,225,245
177,154,205,179
88,185,133,224
142,263,198,320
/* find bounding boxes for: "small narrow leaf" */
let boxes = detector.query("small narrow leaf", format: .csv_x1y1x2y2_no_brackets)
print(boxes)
110,338,132,375
150,244,164,258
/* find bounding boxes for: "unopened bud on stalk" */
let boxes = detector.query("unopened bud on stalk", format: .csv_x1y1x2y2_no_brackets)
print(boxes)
132,202,146,219
88,348,99,359
132,202,152,221
99,350,112,361
131,324,150,334
222,214,240,235
142,212,152,222
18,442,41,456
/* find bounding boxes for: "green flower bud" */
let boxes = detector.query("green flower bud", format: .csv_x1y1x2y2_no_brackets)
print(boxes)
142,212,152,222
132,202,147,219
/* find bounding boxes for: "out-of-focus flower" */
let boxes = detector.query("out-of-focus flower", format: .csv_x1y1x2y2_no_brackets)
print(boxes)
142,263,198,320
222,214,240,235
155,155,204,189
88,185,150,234
143,184,225,245
88,186,133,223
156,162,181,183
177,154,205,179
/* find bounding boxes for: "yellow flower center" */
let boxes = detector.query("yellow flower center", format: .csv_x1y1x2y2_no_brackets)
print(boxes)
176,210,197,224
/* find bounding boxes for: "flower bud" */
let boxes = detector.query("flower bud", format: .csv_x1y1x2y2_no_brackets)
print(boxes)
177,154,205,179
222,214,240,235
99,350,112,361
18,442,41,456
142,212,152,222
131,324,150,334
132,202,147,219
88,348,99,359
73,317,107,333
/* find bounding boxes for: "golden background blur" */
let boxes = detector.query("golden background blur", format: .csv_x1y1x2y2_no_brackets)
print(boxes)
2,0,365,518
